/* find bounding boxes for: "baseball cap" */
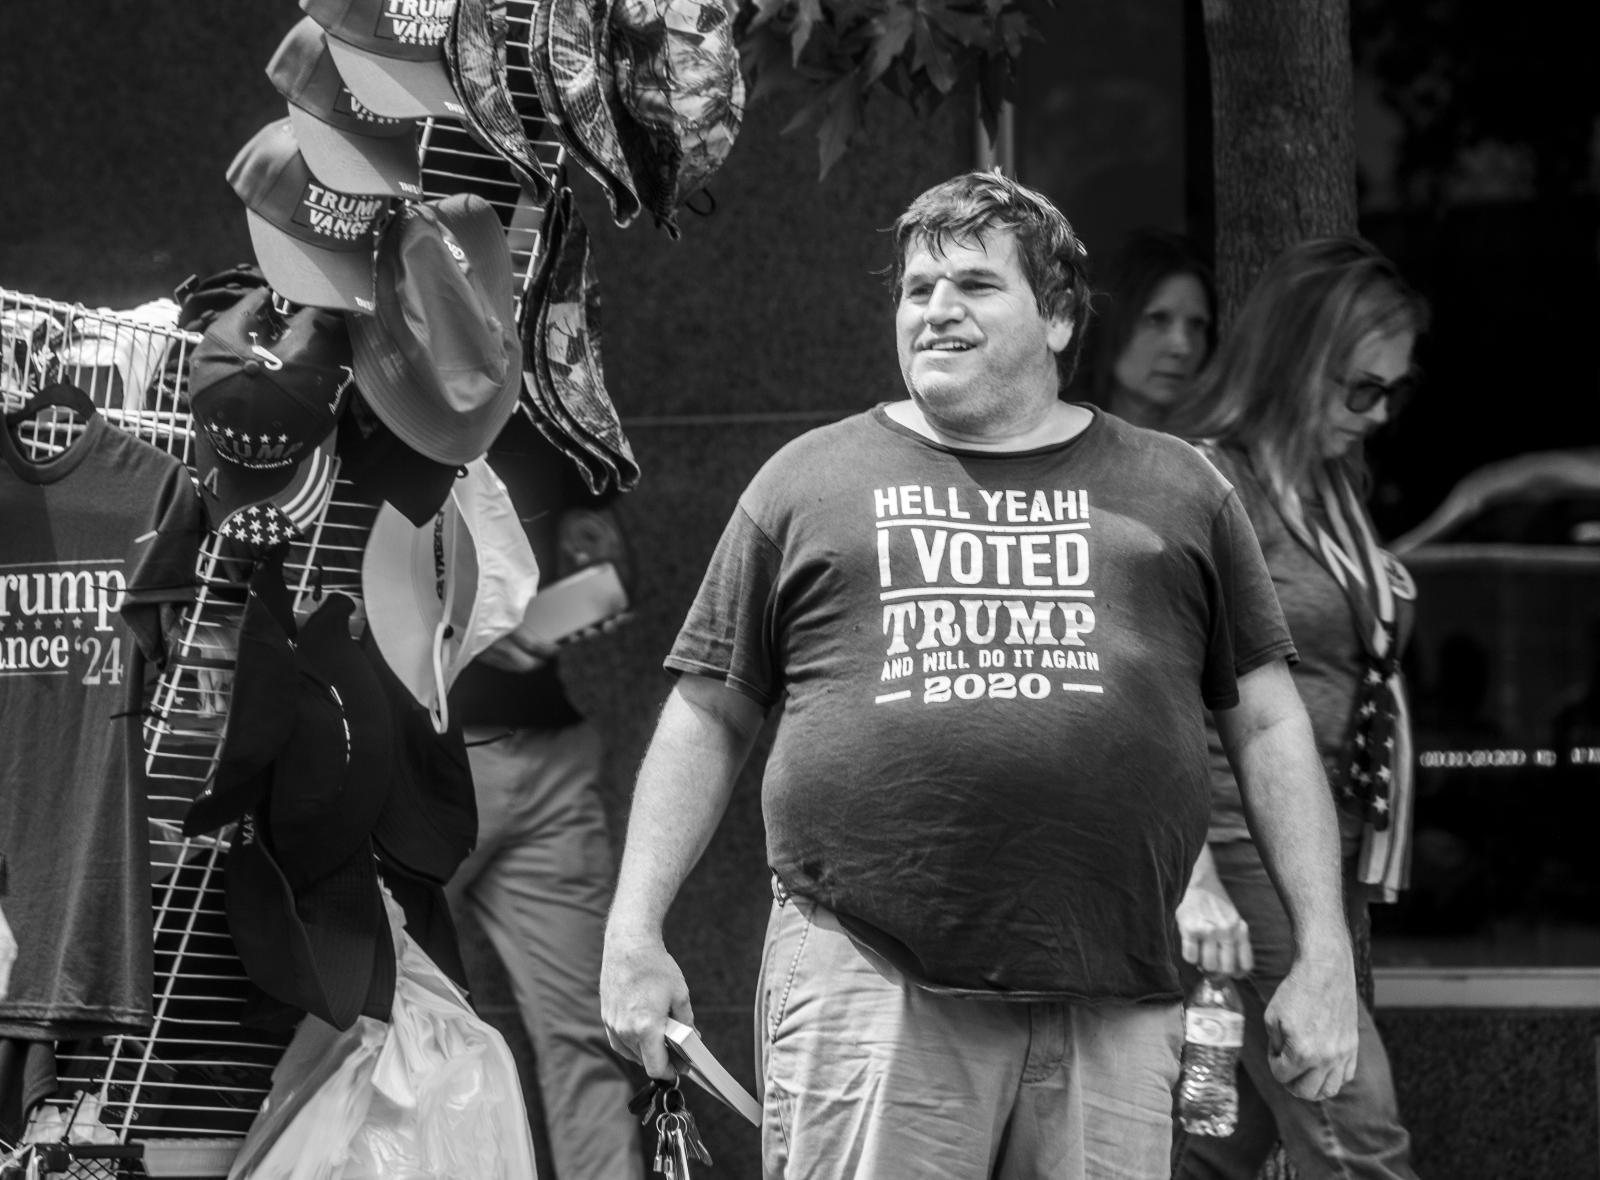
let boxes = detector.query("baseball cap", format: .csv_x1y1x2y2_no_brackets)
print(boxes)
186,288,351,528
267,595,396,884
228,118,388,313
300,0,465,120
336,388,461,527
268,16,424,199
184,552,299,838
363,629,478,885
349,193,523,466
360,457,539,733
226,812,395,1031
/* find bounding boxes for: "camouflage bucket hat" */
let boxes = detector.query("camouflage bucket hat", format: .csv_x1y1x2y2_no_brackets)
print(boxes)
610,0,744,218
538,0,644,228
445,0,556,202
524,192,639,493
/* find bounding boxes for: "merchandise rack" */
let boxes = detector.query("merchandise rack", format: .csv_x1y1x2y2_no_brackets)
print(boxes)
1,1,567,1168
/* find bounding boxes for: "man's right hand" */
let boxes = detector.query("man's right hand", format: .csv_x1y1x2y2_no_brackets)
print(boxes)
600,930,695,1081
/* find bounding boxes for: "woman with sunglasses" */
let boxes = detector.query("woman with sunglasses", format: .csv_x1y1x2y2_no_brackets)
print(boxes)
1167,236,1426,1180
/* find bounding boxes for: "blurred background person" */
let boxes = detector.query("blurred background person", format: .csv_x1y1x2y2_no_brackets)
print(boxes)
1167,236,1427,1180
448,413,644,1180
1078,229,1217,428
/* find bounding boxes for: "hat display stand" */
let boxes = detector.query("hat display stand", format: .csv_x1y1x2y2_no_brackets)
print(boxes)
0,4,574,1169
0,0,745,1161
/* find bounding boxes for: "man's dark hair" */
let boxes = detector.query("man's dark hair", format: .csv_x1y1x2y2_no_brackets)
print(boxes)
888,171,1094,386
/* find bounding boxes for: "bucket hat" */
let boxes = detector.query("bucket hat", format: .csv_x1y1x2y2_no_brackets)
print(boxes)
611,0,744,223
445,0,555,203
528,195,639,492
534,0,643,228
361,457,540,733
349,193,523,466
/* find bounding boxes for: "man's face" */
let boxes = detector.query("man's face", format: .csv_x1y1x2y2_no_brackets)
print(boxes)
895,231,1073,437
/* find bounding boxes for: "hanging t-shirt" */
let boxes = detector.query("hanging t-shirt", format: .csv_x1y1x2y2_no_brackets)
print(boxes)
667,405,1295,1002
0,413,201,1036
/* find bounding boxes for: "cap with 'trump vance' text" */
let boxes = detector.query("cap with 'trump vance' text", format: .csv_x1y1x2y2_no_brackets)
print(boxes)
228,118,388,314
300,0,465,120
268,16,423,199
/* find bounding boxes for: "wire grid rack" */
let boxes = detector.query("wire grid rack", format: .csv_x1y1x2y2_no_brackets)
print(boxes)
2,1,567,1167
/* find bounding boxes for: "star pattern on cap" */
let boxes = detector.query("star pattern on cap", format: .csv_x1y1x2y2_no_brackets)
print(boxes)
218,503,300,551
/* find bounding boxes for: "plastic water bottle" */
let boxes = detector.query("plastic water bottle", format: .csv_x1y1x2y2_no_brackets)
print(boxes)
1177,972,1244,1136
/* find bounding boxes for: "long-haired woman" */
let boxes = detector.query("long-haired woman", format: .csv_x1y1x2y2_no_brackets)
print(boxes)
1168,236,1426,1180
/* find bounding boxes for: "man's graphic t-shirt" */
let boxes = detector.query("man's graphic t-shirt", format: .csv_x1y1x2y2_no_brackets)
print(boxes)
667,406,1294,1001
1,415,201,1034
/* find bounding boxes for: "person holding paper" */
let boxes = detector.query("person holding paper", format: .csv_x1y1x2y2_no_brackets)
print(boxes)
447,413,642,1180
600,171,1358,1180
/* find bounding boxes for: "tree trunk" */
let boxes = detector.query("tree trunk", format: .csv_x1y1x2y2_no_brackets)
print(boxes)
1202,5,1362,1179
1202,0,1358,321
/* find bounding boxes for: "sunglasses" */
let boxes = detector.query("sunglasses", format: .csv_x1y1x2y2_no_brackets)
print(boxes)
1335,369,1420,415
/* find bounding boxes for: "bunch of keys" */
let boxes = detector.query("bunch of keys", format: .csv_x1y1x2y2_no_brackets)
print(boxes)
629,1077,714,1178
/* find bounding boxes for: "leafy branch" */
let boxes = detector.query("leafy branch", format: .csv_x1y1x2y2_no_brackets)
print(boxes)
735,0,1051,176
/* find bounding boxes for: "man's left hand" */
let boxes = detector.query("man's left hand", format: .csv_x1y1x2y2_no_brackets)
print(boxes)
1263,953,1359,1101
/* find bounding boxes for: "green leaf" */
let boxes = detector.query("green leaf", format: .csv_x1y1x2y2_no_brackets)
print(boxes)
911,13,960,93
742,29,808,105
816,76,864,177
790,0,825,64
998,10,1035,58
863,6,915,88
743,0,793,33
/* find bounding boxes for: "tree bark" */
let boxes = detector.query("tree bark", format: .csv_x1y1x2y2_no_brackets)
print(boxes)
1202,0,1358,322
1202,5,1362,1178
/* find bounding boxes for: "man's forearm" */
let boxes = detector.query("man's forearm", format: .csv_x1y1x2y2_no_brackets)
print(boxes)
608,675,764,940
1230,709,1349,959
1216,662,1350,962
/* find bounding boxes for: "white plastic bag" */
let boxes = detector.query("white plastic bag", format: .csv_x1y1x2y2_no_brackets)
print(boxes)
230,892,536,1180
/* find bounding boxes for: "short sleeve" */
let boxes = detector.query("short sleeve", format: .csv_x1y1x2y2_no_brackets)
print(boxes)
1198,487,1297,709
120,464,203,665
664,503,783,709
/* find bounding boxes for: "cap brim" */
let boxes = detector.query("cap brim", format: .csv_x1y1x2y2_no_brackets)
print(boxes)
288,105,423,200
183,561,299,837
245,208,376,315
226,826,392,1030
196,424,339,531
336,406,460,526
361,501,446,716
325,38,464,120
349,324,523,466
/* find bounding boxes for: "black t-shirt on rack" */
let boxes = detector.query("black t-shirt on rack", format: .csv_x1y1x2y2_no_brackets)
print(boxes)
0,414,201,1036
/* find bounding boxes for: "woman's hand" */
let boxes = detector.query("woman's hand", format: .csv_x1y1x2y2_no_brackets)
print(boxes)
1177,845,1254,977
0,901,16,1001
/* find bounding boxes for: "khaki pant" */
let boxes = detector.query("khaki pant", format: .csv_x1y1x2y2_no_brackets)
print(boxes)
756,892,1183,1180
